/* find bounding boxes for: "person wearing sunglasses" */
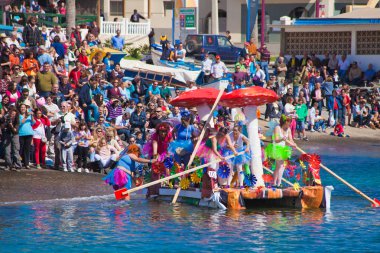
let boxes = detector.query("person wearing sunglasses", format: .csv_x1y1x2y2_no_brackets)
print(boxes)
130,103,146,139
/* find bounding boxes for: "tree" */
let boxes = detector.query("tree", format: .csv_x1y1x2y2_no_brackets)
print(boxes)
66,0,76,36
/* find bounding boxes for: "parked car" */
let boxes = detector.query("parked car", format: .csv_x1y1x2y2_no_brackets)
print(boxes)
184,34,242,63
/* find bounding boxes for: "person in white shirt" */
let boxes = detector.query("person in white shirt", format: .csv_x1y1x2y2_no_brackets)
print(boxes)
211,55,228,80
201,52,213,83
175,43,186,62
338,54,350,81
6,32,21,49
50,25,66,42
115,112,131,141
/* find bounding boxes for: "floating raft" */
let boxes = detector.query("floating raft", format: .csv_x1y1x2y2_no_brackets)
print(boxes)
149,186,333,210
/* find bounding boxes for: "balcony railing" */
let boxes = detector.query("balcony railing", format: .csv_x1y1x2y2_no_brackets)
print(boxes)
100,18,151,36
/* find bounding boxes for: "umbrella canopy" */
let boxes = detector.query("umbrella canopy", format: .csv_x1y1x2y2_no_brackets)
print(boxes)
220,86,279,108
170,88,224,108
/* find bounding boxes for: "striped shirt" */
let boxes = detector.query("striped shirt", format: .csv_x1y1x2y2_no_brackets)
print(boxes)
106,101,123,119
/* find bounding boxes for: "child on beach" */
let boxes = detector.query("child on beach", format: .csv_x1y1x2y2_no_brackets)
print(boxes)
330,120,350,137
59,122,75,172
295,99,308,141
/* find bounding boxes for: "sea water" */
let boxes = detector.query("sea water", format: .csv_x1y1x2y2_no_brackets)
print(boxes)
0,148,379,252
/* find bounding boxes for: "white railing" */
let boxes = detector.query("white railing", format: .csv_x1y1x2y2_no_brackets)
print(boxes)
100,18,151,36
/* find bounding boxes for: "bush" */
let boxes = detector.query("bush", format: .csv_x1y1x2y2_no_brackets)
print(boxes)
125,46,141,59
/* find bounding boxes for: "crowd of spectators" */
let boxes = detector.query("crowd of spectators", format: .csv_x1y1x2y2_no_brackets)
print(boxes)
0,8,379,174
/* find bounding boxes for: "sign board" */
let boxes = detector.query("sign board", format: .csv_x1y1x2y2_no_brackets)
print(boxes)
180,8,196,29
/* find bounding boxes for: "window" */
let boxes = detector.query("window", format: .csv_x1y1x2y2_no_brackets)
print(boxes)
205,36,214,45
217,36,231,47
110,0,123,16
164,1,174,16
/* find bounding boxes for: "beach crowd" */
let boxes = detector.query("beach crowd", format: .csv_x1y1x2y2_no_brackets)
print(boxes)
0,3,379,182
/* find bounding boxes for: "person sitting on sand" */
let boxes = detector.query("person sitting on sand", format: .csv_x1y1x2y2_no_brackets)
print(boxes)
330,120,349,137
314,109,327,133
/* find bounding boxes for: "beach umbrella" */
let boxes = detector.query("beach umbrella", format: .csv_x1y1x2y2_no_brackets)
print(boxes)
220,86,278,186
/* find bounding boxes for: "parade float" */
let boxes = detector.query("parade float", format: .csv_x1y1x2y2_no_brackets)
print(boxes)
106,86,343,210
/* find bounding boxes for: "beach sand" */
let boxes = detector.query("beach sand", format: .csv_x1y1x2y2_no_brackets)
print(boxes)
1,109,379,203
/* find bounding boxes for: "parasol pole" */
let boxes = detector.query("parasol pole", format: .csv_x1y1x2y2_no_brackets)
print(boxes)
120,151,246,197
171,88,226,204
290,142,380,207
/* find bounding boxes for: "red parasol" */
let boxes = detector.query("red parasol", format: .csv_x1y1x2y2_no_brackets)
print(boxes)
170,88,224,108
219,86,278,108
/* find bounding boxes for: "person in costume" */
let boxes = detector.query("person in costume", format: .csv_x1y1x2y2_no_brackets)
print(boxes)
103,144,157,199
168,110,199,166
143,122,173,162
143,122,173,194
197,126,238,188
229,125,250,188
265,115,296,187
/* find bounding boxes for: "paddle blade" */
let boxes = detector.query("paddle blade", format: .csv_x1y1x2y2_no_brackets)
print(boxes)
114,188,128,200
372,198,380,208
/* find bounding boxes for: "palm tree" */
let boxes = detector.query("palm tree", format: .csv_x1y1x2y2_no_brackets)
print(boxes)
66,0,76,35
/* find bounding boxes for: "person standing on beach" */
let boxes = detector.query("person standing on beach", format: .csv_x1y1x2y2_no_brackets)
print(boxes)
1,108,22,171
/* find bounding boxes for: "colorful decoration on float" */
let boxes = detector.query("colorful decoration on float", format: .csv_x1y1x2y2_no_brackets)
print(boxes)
179,177,190,190
190,173,201,184
262,174,273,184
217,162,231,178
193,156,201,166
163,157,174,169
152,162,165,174
293,182,300,191
135,177,143,187
299,153,322,185
196,168,204,178
244,173,257,187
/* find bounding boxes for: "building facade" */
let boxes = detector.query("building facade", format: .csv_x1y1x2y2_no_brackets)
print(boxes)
100,0,370,43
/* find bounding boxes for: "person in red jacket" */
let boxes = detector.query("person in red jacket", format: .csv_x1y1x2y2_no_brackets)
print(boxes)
32,108,51,169
330,120,349,137
78,48,89,67
69,61,82,88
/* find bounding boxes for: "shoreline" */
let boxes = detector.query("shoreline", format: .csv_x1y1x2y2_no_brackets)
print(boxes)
1,117,379,204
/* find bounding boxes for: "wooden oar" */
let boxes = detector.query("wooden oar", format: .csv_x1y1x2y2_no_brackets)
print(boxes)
291,143,380,207
171,88,226,204
115,151,246,199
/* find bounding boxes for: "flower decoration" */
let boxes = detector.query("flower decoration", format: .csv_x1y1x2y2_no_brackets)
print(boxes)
293,182,301,191
244,173,257,187
196,169,203,178
262,174,273,183
193,156,201,166
263,159,271,168
296,173,301,181
190,173,201,184
299,160,306,169
308,154,321,170
163,157,174,169
217,162,230,179
255,186,264,194
299,154,309,162
152,162,165,174
168,181,174,189
174,162,183,174
179,177,190,190
135,177,143,187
